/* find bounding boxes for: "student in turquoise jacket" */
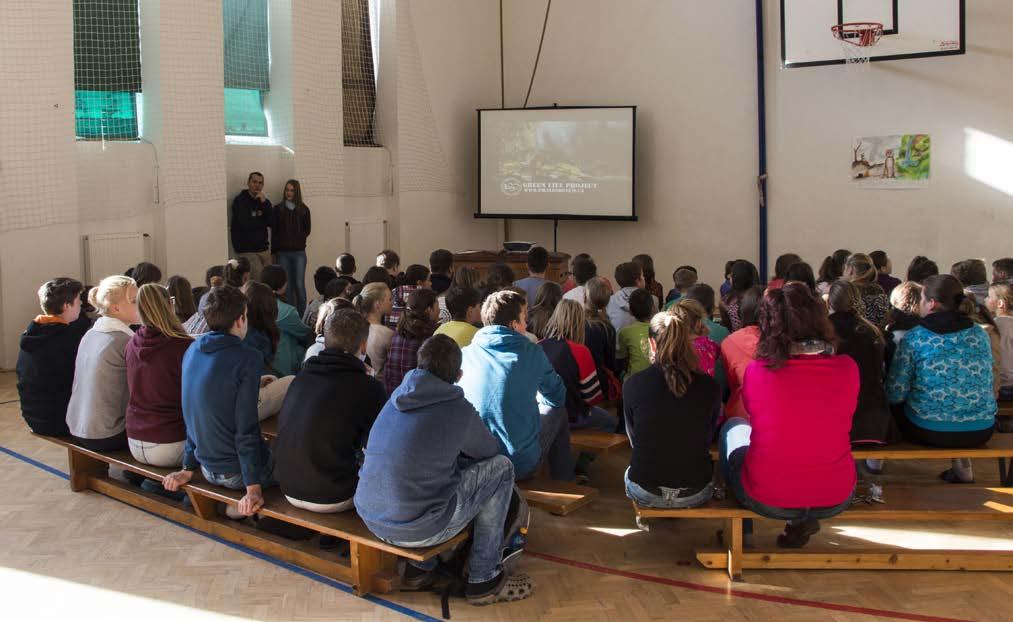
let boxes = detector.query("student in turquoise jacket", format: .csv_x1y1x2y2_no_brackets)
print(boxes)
459,290,572,481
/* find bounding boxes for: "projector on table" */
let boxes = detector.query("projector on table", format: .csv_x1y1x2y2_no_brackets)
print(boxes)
503,241,535,252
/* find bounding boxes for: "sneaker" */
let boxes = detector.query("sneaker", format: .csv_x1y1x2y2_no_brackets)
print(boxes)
399,560,437,591
939,468,974,484
123,470,146,487
466,572,533,606
140,478,186,502
776,518,820,549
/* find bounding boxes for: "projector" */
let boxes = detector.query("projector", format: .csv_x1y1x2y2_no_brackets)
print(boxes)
503,241,535,252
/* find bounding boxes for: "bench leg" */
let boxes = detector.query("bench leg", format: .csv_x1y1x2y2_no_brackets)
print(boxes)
186,490,219,520
350,541,397,596
67,448,106,492
724,517,744,582
999,458,1011,486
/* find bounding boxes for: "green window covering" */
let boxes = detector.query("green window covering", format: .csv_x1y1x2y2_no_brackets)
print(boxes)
75,90,139,139
73,0,142,92
225,88,269,136
224,0,271,92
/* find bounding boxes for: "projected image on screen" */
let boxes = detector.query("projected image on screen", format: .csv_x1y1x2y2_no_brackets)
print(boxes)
479,107,635,219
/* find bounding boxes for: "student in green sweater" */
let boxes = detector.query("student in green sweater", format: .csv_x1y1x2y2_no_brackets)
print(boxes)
617,289,655,379
434,286,482,347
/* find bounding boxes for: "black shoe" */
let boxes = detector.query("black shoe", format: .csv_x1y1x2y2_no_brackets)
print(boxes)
939,468,974,484
140,478,185,502
776,518,820,549
123,470,146,487
400,561,438,591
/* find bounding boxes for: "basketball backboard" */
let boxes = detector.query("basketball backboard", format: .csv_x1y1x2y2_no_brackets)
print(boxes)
781,0,965,68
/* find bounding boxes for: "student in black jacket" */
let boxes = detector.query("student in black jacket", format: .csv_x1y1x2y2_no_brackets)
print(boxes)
230,171,276,281
273,308,386,513
17,278,92,436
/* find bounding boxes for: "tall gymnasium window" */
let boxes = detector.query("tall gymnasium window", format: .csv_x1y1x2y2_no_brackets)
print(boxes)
342,0,379,146
73,0,142,140
224,0,271,137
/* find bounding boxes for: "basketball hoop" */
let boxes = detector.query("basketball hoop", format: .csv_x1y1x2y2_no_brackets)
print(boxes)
831,22,884,69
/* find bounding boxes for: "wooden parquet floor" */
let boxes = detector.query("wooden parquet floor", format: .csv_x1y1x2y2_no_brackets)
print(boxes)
1,369,1012,621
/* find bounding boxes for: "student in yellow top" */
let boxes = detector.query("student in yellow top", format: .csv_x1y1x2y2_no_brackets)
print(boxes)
434,286,482,348
617,288,656,379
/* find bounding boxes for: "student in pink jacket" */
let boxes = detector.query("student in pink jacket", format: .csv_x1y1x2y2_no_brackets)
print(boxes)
718,283,859,549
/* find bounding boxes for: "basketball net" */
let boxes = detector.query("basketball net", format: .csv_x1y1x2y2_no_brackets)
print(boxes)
831,22,884,70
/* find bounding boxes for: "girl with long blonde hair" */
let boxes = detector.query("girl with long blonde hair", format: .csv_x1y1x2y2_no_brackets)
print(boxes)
623,306,720,510
124,284,194,467
354,282,395,374
845,253,889,328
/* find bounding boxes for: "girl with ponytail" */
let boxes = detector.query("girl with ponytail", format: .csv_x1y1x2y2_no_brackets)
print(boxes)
622,307,721,510
887,274,997,483
844,253,889,328
354,282,395,374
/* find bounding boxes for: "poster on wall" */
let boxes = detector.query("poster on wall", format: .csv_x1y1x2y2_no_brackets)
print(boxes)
851,134,931,188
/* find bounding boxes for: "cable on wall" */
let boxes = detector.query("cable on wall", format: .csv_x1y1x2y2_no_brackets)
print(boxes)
523,0,552,109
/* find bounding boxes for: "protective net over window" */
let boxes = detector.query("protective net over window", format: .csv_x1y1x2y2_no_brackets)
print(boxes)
224,0,270,136
73,0,142,140
342,0,380,146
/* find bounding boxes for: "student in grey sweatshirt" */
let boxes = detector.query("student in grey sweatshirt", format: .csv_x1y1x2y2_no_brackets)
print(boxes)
66,275,140,451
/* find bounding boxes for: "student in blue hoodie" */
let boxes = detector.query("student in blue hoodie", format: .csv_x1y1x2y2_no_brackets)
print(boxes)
459,290,572,481
163,285,273,518
887,274,997,484
356,335,533,606
606,262,647,333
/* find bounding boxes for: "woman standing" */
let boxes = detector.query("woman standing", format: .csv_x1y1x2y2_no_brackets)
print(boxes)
273,179,312,316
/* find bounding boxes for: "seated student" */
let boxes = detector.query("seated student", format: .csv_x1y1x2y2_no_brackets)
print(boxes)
191,264,224,305
526,281,563,340
376,249,401,288
664,267,698,308
583,277,620,401
632,254,664,304
675,299,719,377
906,255,939,284
887,275,997,484
886,281,923,354
513,246,550,304
625,305,722,509
163,285,274,517
387,264,431,330
167,275,197,324
870,250,901,297
562,255,596,301
459,290,571,481
784,262,817,295
303,266,338,328
435,286,482,347
561,253,589,294
66,276,139,451
304,298,354,361
766,254,802,291
845,253,889,329
185,259,250,336
429,249,454,295
482,263,516,301
993,258,1013,285
275,309,386,513
353,283,395,374
720,283,859,548
362,265,391,286
241,281,296,420
17,278,92,437
719,260,736,298
607,262,647,333
539,300,609,430
356,335,533,605
438,266,481,324
952,258,990,302
260,265,313,376
383,288,439,394
719,285,766,423
617,289,655,380
986,284,1013,402
125,284,194,467
335,253,358,285
720,260,760,332
815,253,845,297
827,280,894,448
685,284,729,345
132,261,163,287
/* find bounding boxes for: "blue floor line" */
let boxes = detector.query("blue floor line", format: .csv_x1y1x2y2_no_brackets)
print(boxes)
0,442,441,622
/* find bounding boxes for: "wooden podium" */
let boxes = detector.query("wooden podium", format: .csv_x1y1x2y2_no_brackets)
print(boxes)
453,250,571,283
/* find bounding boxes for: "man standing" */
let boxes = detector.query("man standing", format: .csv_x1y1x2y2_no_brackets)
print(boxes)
230,172,275,281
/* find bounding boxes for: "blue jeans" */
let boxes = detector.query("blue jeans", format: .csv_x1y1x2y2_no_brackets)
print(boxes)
383,455,515,584
201,450,277,490
572,405,616,432
718,417,852,524
625,467,714,509
277,251,308,315
517,405,575,481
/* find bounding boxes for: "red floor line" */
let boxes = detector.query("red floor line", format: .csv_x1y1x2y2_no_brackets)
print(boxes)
526,550,971,622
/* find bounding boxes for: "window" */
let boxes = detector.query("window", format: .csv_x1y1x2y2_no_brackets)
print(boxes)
224,0,271,137
73,0,142,140
342,0,379,146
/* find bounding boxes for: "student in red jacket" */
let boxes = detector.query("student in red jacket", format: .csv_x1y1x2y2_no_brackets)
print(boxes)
719,283,859,548
125,284,194,467
538,300,608,430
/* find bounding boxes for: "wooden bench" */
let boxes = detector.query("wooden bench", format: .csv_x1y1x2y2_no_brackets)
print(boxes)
634,486,1013,581
570,429,628,455
37,435,467,597
709,435,1013,485
999,402,1013,419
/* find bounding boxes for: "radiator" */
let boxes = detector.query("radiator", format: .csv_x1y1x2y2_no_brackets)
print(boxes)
82,233,151,284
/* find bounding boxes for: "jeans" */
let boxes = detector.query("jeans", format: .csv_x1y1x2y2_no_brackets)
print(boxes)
719,417,853,523
517,405,574,481
573,405,616,432
383,455,515,584
285,495,355,514
277,251,308,315
128,438,184,468
201,450,277,490
624,467,714,509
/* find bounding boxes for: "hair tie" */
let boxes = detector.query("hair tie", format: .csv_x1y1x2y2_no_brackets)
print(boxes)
227,259,239,268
